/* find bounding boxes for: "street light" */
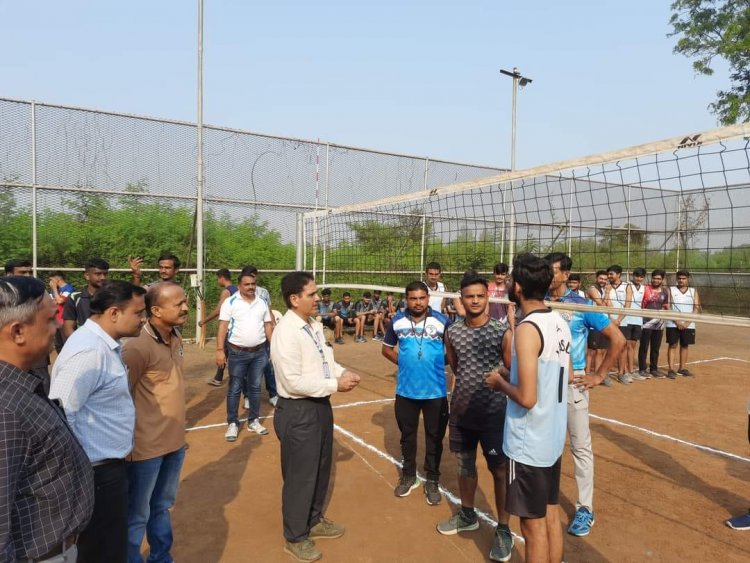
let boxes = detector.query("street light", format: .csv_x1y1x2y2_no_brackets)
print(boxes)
499,67,532,268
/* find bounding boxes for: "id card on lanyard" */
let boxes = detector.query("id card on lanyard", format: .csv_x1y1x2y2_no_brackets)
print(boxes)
302,324,332,379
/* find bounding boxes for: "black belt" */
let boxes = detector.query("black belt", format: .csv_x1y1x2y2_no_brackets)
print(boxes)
91,458,124,468
228,342,264,353
28,534,77,562
279,395,331,404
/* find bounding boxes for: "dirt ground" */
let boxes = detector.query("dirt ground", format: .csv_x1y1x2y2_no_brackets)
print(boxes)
170,322,750,562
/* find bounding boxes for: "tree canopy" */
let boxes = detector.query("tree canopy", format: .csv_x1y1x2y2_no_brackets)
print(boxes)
669,0,750,124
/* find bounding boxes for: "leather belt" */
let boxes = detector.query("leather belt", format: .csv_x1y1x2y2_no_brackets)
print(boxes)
28,534,77,562
92,458,124,468
228,342,263,353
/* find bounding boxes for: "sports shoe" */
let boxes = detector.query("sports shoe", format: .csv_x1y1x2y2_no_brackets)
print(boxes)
424,480,441,505
600,375,613,387
269,395,279,407
631,371,647,381
489,523,514,562
309,516,345,540
335,337,345,345
678,368,692,377
568,506,595,537
638,369,652,379
394,476,419,497
284,539,321,562
618,372,632,385
650,369,667,378
207,378,223,387
225,422,239,442
247,418,269,435
667,370,678,379
244,397,250,410
357,335,367,343
436,511,480,535
726,510,750,530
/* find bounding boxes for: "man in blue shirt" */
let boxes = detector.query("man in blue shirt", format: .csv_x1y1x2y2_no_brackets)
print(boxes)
382,281,450,506
544,253,625,538
50,280,147,563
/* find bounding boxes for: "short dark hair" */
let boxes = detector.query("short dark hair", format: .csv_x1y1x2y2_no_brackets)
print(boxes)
321,288,331,296
362,292,371,298
85,258,110,271
238,266,258,282
651,269,666,278
460,274,488,291
216,268,231,281
607,264,622,275
568,273,581,282
632,267,647,277
90,280,146,315
544,252,573,272
676,270,690,278
493,262,509,275
595,269,607,277
342,291,351,298
50,271,66,280
425,261,442,272
4,259,32,274
0,276,47,327
512,253,552,301
281,271,315,308
405,281,428,295
157,253,181,269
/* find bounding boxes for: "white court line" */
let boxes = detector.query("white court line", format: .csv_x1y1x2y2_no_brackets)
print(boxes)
332,423,525,543
589,413,750,463
185,397,395,432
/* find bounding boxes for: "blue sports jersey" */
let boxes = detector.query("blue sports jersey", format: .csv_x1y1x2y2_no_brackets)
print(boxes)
383,308,449,400
547,289,610,371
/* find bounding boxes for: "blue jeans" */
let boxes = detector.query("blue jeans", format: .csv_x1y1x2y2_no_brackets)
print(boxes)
227,346,268,423
263,341,278,398
126,447,186,563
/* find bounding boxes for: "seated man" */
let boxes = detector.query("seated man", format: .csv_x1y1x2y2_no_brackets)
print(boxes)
355,292,384,343
334,292,360,344
317,288,341,346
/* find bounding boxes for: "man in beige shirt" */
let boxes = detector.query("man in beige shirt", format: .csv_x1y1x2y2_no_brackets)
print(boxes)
122,282,189,563
271,272,361,563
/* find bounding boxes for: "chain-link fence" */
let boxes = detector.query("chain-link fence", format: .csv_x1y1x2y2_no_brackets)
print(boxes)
0,97,502,336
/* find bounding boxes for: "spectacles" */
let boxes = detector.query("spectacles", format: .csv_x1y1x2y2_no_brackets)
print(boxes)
0,276,47,308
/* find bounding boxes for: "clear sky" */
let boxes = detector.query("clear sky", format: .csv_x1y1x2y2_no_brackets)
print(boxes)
0,0,729,170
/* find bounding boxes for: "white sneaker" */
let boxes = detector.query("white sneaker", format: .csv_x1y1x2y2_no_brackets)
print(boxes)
225,422,239,442
244,397,250,410
269,396,279,407
248,418,269,435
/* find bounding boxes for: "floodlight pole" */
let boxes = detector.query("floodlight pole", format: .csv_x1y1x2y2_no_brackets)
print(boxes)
195,0,205,343
500,67,532,269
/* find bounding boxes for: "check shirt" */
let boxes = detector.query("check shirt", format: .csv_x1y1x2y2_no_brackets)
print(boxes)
50,319,135,462
0,361,94,560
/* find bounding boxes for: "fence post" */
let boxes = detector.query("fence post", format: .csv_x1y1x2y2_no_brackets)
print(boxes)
31,101,38,276
322,143,330,285
296,213,305,271
420,158,429,277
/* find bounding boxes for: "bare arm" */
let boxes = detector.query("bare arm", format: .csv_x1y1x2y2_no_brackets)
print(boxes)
200,288,230,326
494,322,539,409
587,286,604,306
264,321,273,342
578,322,626,389
62,319,76,341
215,320,228,368
381,344,398,365
128,256,143,286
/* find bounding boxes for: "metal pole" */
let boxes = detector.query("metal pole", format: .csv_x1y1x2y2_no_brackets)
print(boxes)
31,102,38,277
419,158,429,275
312,140,321,276
195,0,205,343
499,185,506,262
675,197,681,272
296,213,305,270
322,143,330,284
567,179,574,257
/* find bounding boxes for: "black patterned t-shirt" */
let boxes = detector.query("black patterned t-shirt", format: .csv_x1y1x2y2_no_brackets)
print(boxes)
446,318,507,430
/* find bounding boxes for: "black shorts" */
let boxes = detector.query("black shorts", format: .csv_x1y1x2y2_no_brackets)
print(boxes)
448,422,507,469
506,456,562,519
342,317,357,327
321,316,335,329
620,324,642,341
587,330,610,350
666,327,695,346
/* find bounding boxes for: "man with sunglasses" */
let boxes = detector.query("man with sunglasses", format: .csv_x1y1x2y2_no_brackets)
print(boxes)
0,276,94,562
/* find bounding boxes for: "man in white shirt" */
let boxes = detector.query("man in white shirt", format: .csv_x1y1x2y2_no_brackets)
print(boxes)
271,271,361,563
217,267,274,441
666,270,701,378
50,280,146,563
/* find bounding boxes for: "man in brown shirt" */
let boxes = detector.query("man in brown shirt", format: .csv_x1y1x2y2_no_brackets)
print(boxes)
122,282,189,563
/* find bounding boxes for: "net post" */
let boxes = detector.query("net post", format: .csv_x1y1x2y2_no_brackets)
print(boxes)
30,101,38,277
296,213,305,271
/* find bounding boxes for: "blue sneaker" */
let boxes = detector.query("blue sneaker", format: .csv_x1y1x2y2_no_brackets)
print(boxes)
726,510,750,530
568,506,595,537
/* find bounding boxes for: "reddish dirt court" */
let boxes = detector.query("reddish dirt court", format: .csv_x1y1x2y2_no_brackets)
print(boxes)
172,323,750,562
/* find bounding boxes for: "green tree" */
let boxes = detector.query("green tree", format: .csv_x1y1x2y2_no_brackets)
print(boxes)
669,0,750,124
